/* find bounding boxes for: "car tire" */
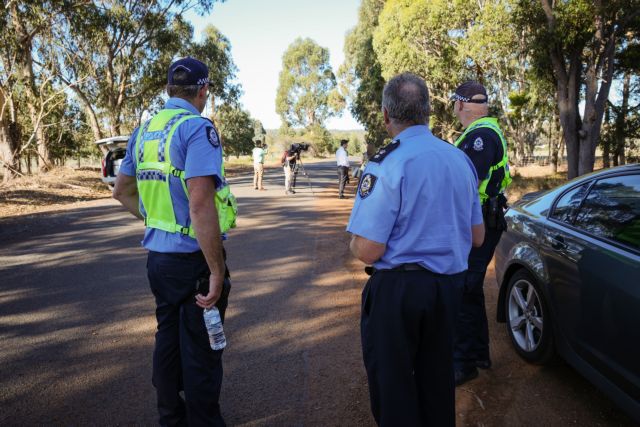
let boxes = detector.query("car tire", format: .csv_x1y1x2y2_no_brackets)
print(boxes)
505,269,555,364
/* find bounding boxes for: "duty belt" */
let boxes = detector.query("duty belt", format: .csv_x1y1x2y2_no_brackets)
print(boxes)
365,263,427,276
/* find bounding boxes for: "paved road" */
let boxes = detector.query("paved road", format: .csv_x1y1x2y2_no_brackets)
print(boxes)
0,159,372,425
0,159,636,426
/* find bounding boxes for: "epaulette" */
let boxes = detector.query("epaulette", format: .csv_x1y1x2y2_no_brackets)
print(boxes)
369,139,400,163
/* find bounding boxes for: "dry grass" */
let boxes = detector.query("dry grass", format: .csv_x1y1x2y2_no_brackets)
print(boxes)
507,164,568,202
0,163,573,218
0,167,112,218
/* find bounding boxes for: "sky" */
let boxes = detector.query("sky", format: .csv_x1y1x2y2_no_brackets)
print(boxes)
185,0,363,130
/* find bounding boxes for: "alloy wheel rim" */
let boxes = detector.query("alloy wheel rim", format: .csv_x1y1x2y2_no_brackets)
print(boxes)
508,278,544,352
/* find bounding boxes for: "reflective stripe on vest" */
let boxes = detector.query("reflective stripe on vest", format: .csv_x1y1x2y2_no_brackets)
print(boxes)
454,117,511,202
134,108,237,237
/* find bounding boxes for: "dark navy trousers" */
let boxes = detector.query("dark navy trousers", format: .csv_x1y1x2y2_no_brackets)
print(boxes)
147,250,230,427
361,268,464,426
453,227,503,370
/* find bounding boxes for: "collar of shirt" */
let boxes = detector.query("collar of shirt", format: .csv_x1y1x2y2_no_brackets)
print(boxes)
165,97,201,115
393,124,432,142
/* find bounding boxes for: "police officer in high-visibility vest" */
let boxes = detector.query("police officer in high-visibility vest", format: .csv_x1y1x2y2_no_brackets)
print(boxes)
113,57,237,426
451,81,511,386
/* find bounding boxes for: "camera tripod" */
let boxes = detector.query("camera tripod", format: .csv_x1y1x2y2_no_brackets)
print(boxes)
292,157,314,194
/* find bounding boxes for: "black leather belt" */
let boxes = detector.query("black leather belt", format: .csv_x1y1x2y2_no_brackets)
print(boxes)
365,263,427,276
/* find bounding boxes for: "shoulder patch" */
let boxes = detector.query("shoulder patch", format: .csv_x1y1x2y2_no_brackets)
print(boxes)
473,137,484,151
358,173,378,199
369,139,400,164
206,126,220,148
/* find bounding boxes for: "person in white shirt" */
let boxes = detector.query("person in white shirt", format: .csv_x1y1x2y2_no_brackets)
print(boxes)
336,139,350,199
252,139,267,190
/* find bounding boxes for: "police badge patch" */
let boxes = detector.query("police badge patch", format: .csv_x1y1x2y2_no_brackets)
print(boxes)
359,173,377,199
473,137,484,151
206,126,220,147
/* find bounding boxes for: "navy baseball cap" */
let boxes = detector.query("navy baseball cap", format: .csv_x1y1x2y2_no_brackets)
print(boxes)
167,57,210,86
451,81,487,103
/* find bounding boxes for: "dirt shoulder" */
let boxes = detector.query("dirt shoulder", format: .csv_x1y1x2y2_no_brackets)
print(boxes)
0,168,111,219
0,165,258,219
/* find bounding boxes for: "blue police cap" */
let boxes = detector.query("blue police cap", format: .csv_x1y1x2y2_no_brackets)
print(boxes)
167,57,210,86
451,81,487,104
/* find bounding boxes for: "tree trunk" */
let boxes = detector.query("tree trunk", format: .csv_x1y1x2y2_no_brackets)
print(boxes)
578,11,616,176
10,1,51,172
603,139,611,168
69,86,103,142
613,71,631,167
0,91,22,182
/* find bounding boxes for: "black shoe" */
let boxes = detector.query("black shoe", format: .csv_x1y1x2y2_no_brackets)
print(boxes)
476,359,492,370
339,195,345,199
454,368,479,386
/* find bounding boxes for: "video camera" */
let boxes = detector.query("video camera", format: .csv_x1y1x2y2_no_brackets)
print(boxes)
289,143,310,155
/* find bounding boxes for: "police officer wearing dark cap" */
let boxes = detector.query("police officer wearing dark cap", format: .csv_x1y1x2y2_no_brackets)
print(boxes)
451,81,512,386
114,56,237,426
348,72,485,426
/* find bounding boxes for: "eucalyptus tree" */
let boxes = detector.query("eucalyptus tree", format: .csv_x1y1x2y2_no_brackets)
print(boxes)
372,0,473,141
214,103,255,158
53,1,230,140
275,38,344,130
0,0,70,173
601,33,640,167
458,0,556,164
519,0,640,178
340,0,387,150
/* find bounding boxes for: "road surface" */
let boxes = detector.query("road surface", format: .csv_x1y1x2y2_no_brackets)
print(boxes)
0,159,635,425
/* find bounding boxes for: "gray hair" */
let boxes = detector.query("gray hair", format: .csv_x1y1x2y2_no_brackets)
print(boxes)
382,72,430,125
166,68,204,99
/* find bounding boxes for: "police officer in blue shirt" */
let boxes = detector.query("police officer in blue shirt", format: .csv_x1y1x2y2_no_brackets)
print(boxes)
113,57,234,426
347,72,485,426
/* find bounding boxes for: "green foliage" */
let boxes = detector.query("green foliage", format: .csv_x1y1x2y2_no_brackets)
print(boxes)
340,0,387,148
253,119,266,142
0,0,235,178
275,38,344,129
214,103,255,158
372,0,473,139
187,25,241,104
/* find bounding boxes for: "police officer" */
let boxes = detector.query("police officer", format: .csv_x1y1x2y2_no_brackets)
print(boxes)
347,73,485,426
113,57,237,426
451,81,511,386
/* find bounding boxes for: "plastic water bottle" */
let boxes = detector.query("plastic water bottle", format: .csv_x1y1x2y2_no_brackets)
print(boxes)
203,307,226,350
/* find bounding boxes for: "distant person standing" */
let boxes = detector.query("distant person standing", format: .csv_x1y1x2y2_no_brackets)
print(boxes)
113,57,236,426
252,139,267,190
336,139,350,198
451,81,511,386
347,72,484,426
281,145,298,195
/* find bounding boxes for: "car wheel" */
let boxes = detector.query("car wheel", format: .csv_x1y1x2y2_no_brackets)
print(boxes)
505,269,555,364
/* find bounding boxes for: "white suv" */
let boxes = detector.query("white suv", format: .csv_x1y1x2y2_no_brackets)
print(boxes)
95,136,129,187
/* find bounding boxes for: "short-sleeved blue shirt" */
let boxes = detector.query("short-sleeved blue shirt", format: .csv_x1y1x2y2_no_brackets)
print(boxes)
347,125,483,274
119,97,224,253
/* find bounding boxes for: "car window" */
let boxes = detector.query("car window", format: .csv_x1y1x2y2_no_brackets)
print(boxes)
573,174,640,250
549,183,590,224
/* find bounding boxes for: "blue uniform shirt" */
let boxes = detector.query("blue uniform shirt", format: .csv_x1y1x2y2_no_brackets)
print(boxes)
120,97,224,253
347,125,483,274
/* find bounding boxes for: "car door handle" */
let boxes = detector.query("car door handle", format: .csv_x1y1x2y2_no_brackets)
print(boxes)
550,235,567,250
